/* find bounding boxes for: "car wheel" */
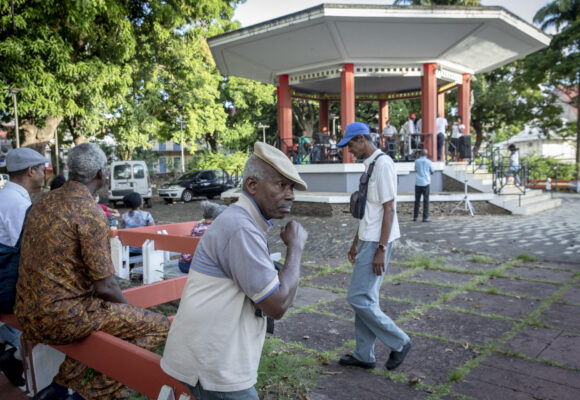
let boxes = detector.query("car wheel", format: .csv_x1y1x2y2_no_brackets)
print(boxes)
182,189,194,203
145,198,152,208
163,199,174,204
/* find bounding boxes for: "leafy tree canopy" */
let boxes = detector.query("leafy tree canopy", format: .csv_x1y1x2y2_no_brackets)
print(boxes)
528,0,580,178
1,0,279,160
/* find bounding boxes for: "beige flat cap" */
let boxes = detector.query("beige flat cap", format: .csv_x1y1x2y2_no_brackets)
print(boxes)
253,142,307,191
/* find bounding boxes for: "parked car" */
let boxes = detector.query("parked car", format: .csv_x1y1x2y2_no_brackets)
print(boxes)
108,160,153,208
158,169,234,203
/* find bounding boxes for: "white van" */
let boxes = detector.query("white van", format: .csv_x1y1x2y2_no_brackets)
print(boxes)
108,161,153,208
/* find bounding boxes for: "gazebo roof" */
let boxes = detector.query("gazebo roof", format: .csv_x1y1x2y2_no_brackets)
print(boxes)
208,4,550,97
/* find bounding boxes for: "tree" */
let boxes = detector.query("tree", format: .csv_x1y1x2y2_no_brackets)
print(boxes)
465,62,565,153
530,0,580,180
219,76,276,151
0,1,246,158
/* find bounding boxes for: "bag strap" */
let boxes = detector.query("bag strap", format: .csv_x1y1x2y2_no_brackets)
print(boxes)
359,153,386,193
366,152,385,178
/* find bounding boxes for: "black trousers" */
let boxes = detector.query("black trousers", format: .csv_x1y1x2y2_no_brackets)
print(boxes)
437,133,445,161
414,184,430,220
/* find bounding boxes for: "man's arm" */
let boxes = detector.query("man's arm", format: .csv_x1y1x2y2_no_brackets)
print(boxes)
94,275,127,304
348,228,359,264
373,200,394,276
256,221,307,320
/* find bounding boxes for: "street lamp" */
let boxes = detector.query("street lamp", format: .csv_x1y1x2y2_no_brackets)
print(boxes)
258,123,269,143
10,87,23,148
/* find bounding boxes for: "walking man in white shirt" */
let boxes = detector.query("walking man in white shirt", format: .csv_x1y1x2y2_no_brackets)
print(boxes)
336,122,412,371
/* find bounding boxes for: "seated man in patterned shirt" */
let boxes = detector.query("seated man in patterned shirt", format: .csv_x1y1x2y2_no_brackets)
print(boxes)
15,143,169,400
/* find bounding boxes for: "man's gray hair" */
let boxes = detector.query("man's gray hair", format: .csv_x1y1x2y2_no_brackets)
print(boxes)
242,155,269,187
68,143,107,184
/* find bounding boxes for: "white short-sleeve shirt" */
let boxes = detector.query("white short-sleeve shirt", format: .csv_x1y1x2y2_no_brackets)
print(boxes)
358,150,401,243
0,181,31,247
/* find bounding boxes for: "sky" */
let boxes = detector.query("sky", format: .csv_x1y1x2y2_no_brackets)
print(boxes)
233,0,551,27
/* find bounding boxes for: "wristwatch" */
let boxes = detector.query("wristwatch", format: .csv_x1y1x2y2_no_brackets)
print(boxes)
378,243,387,251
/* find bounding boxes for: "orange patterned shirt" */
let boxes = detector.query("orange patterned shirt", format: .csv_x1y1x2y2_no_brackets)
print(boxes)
15,181,114,344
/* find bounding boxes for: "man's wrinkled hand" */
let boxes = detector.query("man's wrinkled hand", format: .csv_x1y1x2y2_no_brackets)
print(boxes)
280,221,308,250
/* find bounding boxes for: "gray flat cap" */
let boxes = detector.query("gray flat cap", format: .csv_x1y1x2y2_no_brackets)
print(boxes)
6,147,49,172
254,142,307,191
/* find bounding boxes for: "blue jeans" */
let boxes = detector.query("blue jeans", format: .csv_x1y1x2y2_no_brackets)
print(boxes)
0,323,21,349
507,166,521,185
183,382,258,400
348,240,410,363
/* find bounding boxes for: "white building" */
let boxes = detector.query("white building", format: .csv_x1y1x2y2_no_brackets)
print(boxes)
494,127,576,161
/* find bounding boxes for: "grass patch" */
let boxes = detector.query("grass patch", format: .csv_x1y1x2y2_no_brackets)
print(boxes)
516,254,538,262
448,365,471,382
405,254,444,269
468,254,495,264
257,337,319,399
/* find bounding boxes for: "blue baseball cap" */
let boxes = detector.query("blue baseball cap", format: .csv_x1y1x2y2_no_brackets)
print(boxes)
337,122,370,147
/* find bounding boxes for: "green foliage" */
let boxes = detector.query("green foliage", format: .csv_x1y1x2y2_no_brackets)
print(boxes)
187,150,248,176
523,153,578,180
469,62,564,150
530,0,580,178
0,0,271,157
220,76,277,150
256,337,318,399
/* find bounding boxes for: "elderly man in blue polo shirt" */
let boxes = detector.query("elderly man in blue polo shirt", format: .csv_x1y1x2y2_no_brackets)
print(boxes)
337,122,412,372
162,142,308,400
414,149,435,222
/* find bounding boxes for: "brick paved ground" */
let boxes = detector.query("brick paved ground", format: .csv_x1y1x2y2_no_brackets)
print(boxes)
4,197,579,399
262,197,580,399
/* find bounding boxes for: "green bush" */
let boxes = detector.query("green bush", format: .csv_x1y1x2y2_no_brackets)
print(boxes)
187,151,249,176
523,153,577,180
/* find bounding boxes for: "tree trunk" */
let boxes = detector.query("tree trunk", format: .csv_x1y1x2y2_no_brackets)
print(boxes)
20,115,62,154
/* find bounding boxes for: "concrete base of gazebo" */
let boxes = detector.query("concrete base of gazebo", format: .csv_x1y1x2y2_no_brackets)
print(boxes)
294,162,446,193
221,189,501,217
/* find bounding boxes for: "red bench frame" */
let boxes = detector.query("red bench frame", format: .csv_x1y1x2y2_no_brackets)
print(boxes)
1,276,190,399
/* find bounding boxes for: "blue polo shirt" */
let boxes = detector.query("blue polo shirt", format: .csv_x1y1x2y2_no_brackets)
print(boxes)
415,156,434,187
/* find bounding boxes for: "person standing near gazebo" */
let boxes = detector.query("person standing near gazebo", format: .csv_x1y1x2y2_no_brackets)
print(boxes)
435,114,448,161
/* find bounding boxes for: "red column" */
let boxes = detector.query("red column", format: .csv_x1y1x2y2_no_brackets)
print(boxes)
277,75,292,155
421,63,437,161
378,100,388,132
341,63,355,163
319,99,329,134
458,73,471,135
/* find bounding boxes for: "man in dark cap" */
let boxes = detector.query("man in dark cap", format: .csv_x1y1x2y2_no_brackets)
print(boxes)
0,147,48,387
337,122,412,372
162,142,308,400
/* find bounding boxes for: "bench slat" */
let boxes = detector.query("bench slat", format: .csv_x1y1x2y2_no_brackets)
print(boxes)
53,331,189,399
